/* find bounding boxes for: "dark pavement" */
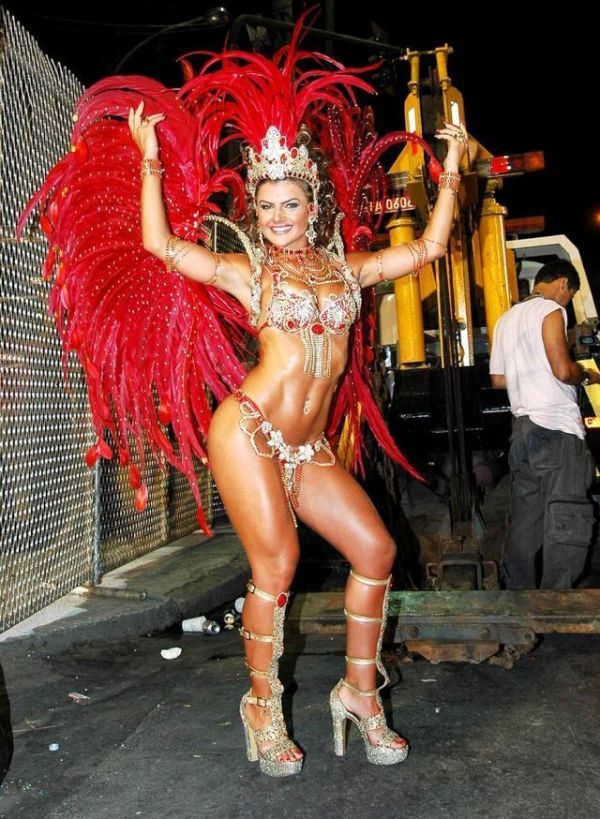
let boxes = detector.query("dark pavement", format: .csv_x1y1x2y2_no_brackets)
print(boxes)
0,527,249,659
2,520,600,818
2,627,600,817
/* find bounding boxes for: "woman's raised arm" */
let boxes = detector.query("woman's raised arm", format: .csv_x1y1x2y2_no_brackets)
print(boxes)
350,121,469,288
128,102,250,302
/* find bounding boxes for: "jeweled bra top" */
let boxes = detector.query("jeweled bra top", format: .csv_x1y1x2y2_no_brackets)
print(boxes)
256,245,361,378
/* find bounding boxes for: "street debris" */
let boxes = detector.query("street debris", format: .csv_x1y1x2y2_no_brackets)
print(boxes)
160,647,182,660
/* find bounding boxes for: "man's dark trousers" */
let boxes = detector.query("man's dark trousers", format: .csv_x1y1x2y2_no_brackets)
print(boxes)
505,415,595,589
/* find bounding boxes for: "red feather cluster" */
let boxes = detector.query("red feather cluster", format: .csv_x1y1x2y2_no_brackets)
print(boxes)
179,15,374,154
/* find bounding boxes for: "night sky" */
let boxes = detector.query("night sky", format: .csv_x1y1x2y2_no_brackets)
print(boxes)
6,2,598,294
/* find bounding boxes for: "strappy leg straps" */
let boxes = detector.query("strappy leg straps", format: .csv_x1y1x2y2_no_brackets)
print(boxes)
344,569,391,691
329,568,408,762
238,579,302,776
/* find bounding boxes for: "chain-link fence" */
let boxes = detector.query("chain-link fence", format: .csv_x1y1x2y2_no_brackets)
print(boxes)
0,8,213,632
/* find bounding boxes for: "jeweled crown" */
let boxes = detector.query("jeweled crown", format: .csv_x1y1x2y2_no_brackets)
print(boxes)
245,126,320,197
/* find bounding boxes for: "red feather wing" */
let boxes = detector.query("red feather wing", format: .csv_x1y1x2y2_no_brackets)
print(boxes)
19,76,250,534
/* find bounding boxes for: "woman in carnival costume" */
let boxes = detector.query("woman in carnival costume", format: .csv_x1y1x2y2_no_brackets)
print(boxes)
21,16,467,776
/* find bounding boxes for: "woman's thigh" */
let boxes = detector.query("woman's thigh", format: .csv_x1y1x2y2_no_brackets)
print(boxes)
208,396,300,578
295,458,395,575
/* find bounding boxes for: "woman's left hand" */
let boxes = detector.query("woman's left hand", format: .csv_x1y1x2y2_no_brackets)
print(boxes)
435,121,469,171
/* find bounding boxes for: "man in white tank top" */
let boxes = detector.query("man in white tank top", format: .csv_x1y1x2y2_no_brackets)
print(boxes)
489,260,598,589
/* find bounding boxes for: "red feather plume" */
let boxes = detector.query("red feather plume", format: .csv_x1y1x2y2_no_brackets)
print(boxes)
178,11,375,154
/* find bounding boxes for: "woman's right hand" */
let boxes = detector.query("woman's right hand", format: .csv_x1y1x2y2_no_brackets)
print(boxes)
435,121,469,173
127,101,165,159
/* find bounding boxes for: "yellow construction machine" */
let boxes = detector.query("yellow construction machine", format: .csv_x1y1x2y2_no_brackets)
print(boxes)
373,45,600,665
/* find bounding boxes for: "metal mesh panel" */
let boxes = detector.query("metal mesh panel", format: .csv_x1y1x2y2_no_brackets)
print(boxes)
96,449,168,574
168,465,212,541
0,9,93,630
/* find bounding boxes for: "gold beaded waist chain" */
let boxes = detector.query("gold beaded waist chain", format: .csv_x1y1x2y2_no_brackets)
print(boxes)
233,390,335,525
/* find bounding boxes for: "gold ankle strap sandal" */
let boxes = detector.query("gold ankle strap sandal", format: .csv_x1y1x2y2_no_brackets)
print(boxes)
329,570,408,765
244,691,271,709
238,579,303,777
345,569,391,689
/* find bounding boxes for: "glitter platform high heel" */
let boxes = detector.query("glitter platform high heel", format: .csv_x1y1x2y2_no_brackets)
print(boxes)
330,570,408,765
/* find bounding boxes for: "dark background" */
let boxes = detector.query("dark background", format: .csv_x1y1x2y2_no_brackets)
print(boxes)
5,1,598,293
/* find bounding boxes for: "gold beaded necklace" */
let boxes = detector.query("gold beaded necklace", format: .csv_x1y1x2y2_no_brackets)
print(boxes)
267,246,340,286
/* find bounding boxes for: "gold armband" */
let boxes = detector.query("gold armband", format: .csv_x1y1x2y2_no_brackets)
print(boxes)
165,235,193,273
423,236,447,250
406,238,428,277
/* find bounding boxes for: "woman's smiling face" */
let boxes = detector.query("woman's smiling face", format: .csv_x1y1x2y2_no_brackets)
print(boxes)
255,179,313,250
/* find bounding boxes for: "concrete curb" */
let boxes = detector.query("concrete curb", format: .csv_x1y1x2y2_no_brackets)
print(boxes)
0,528,249,658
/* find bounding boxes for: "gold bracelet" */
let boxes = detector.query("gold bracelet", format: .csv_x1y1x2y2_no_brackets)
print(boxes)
438,171,461,194
140,158,164,180
165,235,193,273
423,236,447,250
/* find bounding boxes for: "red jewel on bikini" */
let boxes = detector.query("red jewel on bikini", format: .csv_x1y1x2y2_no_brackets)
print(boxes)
277,592,288,607
311,323,324,335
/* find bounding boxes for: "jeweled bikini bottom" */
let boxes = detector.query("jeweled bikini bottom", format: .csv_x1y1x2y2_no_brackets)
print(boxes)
233,390,335,525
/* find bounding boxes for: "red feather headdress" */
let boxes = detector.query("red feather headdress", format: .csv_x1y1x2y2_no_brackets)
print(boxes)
178,10,374,201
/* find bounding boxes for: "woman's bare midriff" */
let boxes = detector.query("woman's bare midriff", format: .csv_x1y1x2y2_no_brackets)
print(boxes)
211,327,350,445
